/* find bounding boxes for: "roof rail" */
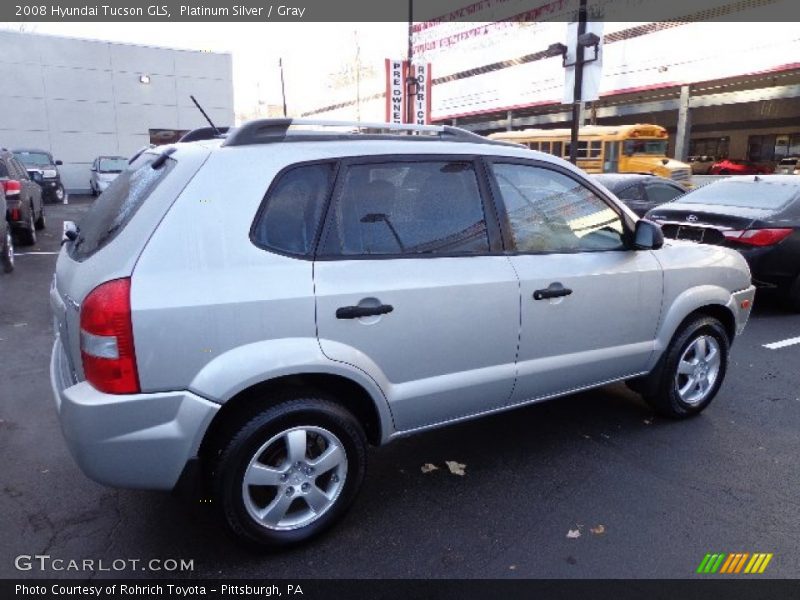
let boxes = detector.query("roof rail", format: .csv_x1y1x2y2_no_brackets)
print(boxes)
222,118,520,148
179,126,229,143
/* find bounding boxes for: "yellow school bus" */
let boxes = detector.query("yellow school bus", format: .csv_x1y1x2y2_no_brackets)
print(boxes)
489,124,692,188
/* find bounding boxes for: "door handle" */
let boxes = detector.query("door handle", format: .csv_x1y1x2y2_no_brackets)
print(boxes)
533,282,573,301
336,304,394,319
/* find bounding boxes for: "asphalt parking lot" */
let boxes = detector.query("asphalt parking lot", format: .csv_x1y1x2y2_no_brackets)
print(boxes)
1,196,799,579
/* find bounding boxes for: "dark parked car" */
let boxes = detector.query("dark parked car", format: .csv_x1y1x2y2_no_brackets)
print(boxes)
709,158,772,175
593,173,686,216
646,175,800,310
0,184,12,273
0,149,45,245
13,148,65,203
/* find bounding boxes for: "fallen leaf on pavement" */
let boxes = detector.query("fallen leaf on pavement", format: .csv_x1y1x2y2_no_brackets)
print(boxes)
420,463,438,473
590,525,606,535
445,461,466,476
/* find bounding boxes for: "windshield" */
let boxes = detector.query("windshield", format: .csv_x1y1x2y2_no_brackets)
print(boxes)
98,157,128,173
680,180,799,209
14,151,51,166
623,140,668,156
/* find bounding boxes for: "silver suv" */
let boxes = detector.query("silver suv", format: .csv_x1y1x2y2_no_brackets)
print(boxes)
50,120,755,548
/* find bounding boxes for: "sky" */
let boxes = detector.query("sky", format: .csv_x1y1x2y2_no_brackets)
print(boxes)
1,22,408,117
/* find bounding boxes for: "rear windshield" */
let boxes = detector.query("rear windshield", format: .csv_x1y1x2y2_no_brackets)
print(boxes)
680,180,800,209
69,153,174,260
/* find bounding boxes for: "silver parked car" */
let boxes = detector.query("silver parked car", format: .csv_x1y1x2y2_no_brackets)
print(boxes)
89,155,128,196
50,120,755,548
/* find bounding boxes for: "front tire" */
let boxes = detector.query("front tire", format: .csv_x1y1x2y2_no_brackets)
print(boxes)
640,316,730,418
211,397,367,549
53,184,65,203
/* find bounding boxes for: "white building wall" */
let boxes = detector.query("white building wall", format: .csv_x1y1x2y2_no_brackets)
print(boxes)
0,30,234,191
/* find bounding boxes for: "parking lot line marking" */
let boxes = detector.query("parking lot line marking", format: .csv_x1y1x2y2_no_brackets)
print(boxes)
13,251,60,256
763,336,800,350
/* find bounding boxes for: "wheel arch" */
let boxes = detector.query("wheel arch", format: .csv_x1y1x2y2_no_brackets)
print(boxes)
654,285,738,364
198,372,387,467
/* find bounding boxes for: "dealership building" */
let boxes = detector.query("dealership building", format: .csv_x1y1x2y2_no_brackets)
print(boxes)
0,30,234,192
304,0,800,165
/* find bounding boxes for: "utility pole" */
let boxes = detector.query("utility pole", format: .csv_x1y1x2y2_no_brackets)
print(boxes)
406,0,415,124
568,0,588,165
279,57,288,117
354,30,362,123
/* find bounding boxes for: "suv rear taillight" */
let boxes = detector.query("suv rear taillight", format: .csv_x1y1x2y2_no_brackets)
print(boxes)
79,278,140,394
722,228,793,247
2,179,21,197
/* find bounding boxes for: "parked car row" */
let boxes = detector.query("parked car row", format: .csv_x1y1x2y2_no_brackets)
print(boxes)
688,155,781,175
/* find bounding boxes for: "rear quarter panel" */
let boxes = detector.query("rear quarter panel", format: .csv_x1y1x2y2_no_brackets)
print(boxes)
131,147,319,395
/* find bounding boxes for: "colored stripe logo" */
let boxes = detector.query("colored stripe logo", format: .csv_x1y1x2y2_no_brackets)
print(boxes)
696,553,773,574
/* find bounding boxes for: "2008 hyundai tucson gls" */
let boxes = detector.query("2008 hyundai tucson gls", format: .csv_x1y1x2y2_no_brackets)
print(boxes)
50,119,755,548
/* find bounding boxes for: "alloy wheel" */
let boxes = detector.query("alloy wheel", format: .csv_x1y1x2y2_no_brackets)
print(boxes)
241,425,348,531
675,334,721,406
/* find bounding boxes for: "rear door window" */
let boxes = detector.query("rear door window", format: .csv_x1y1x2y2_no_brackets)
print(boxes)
69,153,175,260
319,160,490,256
251,162,335,256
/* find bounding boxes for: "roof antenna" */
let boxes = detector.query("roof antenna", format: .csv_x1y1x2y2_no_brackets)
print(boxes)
190,95,220,136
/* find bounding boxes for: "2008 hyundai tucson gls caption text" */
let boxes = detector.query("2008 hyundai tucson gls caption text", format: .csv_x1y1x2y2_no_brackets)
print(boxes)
50,120,755,548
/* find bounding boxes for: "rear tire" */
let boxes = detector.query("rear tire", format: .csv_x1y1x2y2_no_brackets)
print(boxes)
211,396,367,549
639,316,730,418
34,205,45,230
786,276,800,313
1,228,14,273
17,208,37,246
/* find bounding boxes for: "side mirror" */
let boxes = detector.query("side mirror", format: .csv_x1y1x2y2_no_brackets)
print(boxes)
90,167,97,172
634,219,664,250
62,220,78,243
55,160,63,166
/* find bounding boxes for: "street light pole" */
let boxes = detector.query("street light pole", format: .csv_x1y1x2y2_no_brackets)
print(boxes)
568,0,588,165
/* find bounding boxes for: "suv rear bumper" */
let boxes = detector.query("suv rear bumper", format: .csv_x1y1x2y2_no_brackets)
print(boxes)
50,337,219,490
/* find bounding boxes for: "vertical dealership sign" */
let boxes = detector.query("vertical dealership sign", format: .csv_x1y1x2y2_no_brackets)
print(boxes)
385,59,432,124
411,62,432,125
385,59,406,124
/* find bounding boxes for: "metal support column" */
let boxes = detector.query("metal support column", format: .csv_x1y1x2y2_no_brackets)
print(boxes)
506,110,513,131
674,85,692,161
